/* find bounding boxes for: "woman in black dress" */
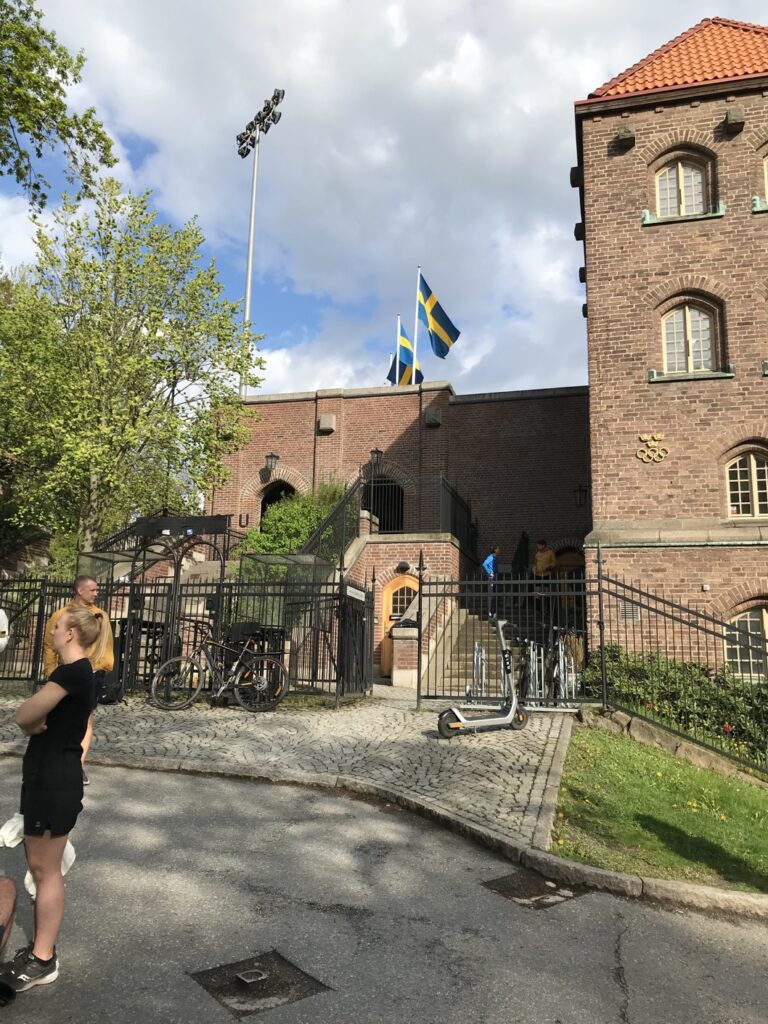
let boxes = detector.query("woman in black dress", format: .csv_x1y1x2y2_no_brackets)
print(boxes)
4,606,106,992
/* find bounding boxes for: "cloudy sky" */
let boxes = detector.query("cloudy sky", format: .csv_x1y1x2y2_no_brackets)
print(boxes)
1,2,765,395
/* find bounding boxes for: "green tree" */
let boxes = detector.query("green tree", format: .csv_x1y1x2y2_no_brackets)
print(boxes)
239,484,345,556
0,178,263,548
0,0,115,207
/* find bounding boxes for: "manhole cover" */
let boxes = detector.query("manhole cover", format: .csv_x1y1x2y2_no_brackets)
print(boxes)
190,950,330,1018
483,868,586,909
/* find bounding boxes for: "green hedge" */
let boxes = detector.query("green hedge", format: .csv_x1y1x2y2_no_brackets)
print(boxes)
583,645,768,770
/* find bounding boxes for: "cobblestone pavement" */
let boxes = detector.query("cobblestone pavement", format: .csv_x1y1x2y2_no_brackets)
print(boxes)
0,687,567,848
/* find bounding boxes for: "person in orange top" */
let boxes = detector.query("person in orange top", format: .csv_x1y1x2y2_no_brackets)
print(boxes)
532,540,557,580
42,576,114,786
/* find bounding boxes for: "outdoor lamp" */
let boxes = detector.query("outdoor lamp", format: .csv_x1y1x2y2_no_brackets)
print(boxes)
370,448,383,469
265,453,280,473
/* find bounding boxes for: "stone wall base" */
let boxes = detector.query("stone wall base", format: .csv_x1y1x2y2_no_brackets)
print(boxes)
578,707,767,790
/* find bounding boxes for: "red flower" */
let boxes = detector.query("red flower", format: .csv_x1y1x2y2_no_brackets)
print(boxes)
723,724,734,734
644,702,653,710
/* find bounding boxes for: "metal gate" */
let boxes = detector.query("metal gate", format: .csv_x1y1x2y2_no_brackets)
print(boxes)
337,582,373,704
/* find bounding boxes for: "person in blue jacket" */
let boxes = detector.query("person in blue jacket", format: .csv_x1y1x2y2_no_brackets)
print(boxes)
482,546,501,618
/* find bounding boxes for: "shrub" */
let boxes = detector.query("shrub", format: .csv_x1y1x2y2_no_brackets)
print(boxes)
583,645,768,769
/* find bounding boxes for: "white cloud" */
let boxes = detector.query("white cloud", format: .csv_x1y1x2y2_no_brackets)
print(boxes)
8,0,768,394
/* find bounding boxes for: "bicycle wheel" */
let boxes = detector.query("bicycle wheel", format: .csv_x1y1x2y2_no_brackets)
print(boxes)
151,657,206,710
233,656,288,712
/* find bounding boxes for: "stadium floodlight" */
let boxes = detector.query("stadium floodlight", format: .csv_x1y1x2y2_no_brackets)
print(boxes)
235,89,285,399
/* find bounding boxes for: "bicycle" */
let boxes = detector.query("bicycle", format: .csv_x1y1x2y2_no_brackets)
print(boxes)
150,623,288,712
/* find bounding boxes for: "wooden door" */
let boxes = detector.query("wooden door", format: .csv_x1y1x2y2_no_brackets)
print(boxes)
379,576,419,677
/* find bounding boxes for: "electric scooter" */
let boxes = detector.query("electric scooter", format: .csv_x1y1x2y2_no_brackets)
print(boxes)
437,617,529,738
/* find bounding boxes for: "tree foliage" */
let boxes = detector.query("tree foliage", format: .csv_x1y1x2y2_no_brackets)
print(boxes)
0,0,115,207
238,484,345,556
0,178,263,548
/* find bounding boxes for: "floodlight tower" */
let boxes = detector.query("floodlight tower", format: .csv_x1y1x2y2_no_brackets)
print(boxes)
236,88,285,399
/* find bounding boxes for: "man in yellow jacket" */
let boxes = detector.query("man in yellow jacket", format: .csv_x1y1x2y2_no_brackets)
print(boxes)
43,575,114,785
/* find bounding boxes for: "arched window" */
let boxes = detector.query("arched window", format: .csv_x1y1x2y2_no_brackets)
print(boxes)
662,304,715,374
655,159,705,217
725,607,768,678
726,452,768,518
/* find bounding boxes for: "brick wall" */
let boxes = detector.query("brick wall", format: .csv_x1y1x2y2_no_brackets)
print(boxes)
577,80,768,612
210,382,591,567
585,545,768,619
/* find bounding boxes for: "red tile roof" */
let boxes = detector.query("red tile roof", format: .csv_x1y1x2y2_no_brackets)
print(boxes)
585,17,768,102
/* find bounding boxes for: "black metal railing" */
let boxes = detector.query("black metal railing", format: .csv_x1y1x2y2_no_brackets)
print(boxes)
301,471,479,569
594,572,768,775
300,476,364,567
0,575,373,705
415,570,768,776
440,477,477,557
417,575,588,705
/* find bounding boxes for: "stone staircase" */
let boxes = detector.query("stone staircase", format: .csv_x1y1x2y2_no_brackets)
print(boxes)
434,612,519,701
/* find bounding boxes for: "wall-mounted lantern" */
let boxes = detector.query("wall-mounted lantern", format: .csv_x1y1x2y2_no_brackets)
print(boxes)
265,452,280,473
370,447,383,470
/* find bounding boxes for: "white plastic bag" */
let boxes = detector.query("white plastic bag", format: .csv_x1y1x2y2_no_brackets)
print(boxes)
0,813,76,899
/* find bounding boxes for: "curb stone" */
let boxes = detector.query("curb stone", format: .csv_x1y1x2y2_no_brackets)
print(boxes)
532,714,572,851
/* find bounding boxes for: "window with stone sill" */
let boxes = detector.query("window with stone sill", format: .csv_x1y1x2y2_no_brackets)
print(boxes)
661,304,719,375
655,158,708,218
725,607,768,679
726,451,768,519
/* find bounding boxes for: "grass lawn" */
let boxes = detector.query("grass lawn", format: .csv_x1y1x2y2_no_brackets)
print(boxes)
553,724,768,893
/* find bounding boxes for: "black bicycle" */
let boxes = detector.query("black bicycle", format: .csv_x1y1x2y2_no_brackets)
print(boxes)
150,624,288,712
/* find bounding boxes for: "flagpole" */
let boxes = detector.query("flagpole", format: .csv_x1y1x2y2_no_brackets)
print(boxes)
396,314,401,387
413,264,421,384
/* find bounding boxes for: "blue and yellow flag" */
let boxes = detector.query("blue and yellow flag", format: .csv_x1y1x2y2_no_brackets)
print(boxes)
417,272,460,358
387,323,424,386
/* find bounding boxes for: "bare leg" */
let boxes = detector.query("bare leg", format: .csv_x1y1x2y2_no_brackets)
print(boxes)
80,713,94,765
24,833,68,961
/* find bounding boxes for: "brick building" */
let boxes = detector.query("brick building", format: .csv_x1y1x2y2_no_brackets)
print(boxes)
575,16,768,656
211,381,592,571
214,16,768,677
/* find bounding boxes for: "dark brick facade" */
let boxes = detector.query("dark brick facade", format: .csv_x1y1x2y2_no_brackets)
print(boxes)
211,382,591,571
576,66,768,612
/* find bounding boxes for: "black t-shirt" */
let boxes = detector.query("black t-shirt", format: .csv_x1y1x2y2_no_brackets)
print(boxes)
23,658,95,786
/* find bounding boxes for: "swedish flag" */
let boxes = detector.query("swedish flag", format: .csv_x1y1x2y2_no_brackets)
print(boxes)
417,272,460,358
387,324,424,386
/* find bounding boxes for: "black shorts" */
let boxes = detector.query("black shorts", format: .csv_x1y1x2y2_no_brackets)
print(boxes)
20,784,82,838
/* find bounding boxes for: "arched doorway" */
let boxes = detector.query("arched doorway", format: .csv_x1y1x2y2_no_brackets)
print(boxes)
362,479,404,533
555,548,585,579
380,575,419,677
260,481,295,522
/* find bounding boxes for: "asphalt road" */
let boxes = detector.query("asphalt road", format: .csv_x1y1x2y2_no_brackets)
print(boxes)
0,760,765,1024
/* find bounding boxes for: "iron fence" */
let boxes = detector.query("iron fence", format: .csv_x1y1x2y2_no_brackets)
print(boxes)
417,575,588,705
415,569,768,776
594,572,768,774
0,576,373,705
440,477,477,558
301,471,479,569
